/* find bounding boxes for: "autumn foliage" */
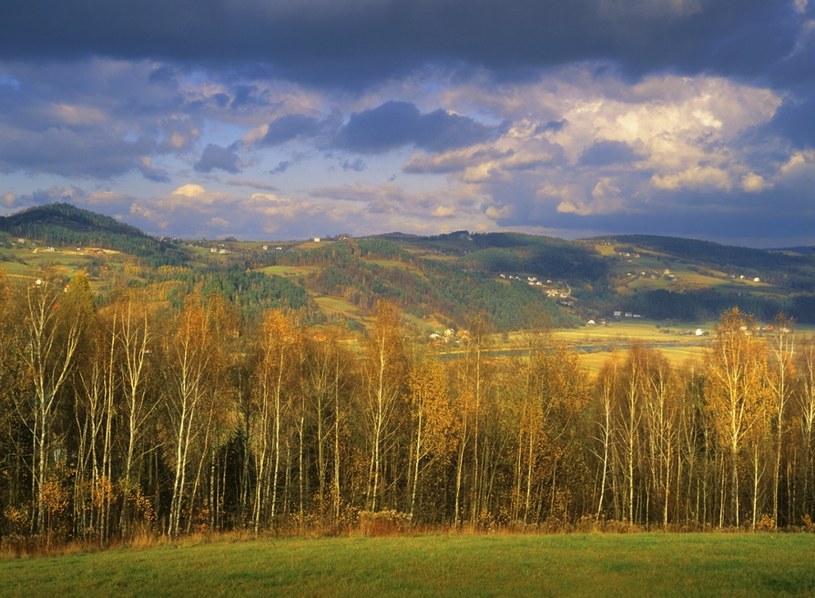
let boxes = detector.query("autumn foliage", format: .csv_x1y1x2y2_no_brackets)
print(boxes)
2,272,815,552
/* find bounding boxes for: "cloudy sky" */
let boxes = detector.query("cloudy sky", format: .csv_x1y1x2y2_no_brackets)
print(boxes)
1,1,813,247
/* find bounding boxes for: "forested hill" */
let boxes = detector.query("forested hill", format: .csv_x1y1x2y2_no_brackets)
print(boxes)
0,203,188,265
587,234,815,323
1,202,143,237
2,203,815,327
600,234,813,270
379,231,609,283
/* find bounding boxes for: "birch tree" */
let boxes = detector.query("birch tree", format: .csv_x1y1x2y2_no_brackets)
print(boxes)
705,308,768,527
766,318,795,527
796,342,815,518
642,349,679,526
23,273,90,536
0,270,29,521
113,294,157,538
408,356,456,520
594,354,620,519
363,301,407,512
163,293,220,537
251,309,300,531
73,313,117,543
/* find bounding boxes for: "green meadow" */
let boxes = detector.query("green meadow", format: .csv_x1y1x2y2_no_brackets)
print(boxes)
2,533,814,597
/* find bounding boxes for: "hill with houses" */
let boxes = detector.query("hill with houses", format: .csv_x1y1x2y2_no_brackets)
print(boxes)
1,203,814,331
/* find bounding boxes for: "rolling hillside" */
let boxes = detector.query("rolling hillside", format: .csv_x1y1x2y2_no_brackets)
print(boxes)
0,202,189,266
1,203,814,330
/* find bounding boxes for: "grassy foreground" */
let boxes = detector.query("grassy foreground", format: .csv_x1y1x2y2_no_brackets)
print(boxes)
2,532,814,597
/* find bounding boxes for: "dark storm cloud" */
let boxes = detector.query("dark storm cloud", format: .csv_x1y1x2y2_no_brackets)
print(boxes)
138,161,170,183
765,93,815,148
263,114,323,145
194,143,242,174
0,125,156,179
341,158,366,172
1,0,806,89
579,141,639,167
333,101,496,153
536,120,568,135
269,160,293,175
0,60,206,180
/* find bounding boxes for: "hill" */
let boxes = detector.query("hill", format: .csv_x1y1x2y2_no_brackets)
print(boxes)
1,203,814,329
380,230,609,282
601,234,813,276
0,203,188,266
591,234,815,323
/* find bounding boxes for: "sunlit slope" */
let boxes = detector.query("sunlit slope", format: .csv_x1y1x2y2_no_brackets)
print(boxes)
2,204,814,330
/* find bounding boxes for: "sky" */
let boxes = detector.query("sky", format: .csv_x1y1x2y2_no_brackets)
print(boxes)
0,1,813,247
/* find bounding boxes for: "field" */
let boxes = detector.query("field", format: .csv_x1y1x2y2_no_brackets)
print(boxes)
2,533,814,596
496,321,712,372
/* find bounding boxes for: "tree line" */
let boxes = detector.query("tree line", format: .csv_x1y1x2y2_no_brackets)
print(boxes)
1,268,815,547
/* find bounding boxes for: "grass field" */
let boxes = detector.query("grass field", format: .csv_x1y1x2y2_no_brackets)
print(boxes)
576,346,707,373
490,322,711,372
313,295,369,323
2,533,814,597
260,264,319,277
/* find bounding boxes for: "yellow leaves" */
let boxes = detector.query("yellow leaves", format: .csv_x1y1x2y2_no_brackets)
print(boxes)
3,504,30,529
40,477,69,515
372,301,405,347
529,343,590,416
131,487,156,528
704,307,769,449
255,309,303,388
364,300,409,405
205,292,239,342
92,476,117,509
61,270,96,328
410,359,459,461
261,309,301,348
371,300,402,341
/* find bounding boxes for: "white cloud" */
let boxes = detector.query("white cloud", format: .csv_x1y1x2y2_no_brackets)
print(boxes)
1,56,807,245
777,149,815,192
462,162,500,183
484,204,514,220
405,68,783,227
172,183,207,198
780,149,815,175
129,202,168,229
651,166,732,191
551,75,780,173
432,204,456,217
554,178,626,216
591,177,621,200
536,183,584,203
555,201,587,215
741,172,770,193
